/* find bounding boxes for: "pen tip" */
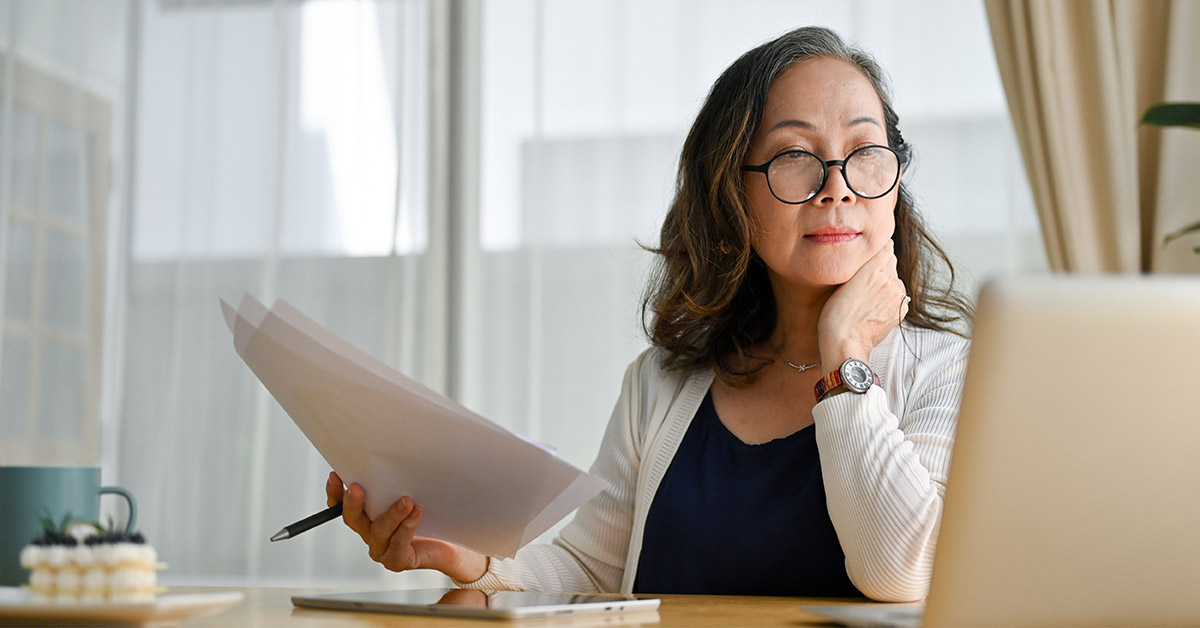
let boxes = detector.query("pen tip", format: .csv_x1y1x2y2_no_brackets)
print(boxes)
270,529,289,542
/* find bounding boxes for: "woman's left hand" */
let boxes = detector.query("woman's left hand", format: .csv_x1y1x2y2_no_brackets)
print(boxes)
817,241,909,371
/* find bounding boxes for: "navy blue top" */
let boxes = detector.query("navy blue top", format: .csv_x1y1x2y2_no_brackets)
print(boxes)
633,391,861,597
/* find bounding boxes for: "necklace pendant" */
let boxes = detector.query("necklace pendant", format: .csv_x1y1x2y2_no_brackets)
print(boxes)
786,360,820,373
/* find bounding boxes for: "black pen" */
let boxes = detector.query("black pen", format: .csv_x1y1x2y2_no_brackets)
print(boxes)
270,503,343,541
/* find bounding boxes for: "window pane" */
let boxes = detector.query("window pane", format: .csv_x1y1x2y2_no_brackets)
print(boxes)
134,0,426,259
11,106,39,211
4,222,34,320
45,119,89,223
283,0,401,256
38,341,85,441
134,3,279,259
44,230,87,332
0,338,30,439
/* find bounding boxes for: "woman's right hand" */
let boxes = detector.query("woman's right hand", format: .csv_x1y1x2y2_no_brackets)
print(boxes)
326,472,489,583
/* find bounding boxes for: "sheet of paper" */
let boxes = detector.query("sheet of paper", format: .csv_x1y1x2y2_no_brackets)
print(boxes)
222,295,605,558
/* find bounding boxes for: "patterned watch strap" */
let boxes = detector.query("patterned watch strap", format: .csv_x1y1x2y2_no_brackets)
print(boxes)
813,369,881,402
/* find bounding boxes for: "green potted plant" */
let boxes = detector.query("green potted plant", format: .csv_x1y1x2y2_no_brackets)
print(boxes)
1142,103,1200,253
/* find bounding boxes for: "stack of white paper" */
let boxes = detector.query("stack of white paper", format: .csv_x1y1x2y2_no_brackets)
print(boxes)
221,295,606,558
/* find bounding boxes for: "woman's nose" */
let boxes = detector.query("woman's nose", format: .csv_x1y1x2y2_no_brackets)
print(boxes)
816,164,855,204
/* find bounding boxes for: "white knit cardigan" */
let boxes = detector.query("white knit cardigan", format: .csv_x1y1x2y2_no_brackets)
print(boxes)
457,324,970,602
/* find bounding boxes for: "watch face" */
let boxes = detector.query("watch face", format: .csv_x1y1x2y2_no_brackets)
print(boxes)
841,359,873,393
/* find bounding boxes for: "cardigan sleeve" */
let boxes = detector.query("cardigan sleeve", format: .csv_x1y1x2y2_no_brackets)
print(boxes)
453,351,650,592
812,331,970,602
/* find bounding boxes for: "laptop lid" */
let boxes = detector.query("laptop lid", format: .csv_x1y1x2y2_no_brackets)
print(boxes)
924,275,1200,627
291,588,660,620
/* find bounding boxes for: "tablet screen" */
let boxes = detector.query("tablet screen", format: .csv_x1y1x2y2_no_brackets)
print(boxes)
292,588,661,619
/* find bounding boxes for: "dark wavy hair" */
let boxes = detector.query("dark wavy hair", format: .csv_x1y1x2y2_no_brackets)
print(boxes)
642,26,973,385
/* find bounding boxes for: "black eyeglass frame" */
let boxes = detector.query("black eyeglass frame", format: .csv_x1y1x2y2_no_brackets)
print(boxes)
742,144,903,205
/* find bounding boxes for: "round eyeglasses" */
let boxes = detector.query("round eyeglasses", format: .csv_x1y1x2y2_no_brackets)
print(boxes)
742,144,902,205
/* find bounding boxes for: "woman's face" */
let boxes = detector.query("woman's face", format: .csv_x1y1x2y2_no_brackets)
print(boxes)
743,56,899,291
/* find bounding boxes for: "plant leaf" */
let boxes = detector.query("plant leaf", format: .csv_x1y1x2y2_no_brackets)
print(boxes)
1141,103,1200,129
38,507,58,536
1164,219,1200,245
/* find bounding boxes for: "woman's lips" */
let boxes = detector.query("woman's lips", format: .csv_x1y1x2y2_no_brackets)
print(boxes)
804,228,859,243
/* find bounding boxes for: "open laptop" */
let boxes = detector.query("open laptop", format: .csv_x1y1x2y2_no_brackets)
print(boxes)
292,588,659,620
807,274,1200,627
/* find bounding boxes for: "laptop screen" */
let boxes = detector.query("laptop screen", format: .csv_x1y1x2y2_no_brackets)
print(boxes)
925,275,1200,626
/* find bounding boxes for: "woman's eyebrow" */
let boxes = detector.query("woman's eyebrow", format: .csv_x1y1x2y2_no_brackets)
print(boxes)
766,119,814,134
849,115,881,128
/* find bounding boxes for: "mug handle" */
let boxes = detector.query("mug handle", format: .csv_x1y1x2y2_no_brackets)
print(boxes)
99,487,138,535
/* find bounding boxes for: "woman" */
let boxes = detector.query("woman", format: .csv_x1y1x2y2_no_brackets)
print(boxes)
326,26,972,602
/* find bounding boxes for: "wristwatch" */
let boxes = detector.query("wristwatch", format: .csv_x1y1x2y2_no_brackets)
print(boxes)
814,358,879,402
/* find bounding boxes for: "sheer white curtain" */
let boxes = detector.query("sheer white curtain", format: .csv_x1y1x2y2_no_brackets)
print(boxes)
119,0,445,587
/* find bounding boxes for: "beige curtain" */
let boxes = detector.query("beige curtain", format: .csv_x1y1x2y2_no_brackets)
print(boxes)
985,0,1199,272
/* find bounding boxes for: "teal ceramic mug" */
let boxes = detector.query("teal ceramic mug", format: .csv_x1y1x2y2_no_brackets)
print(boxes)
0,466,137,586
